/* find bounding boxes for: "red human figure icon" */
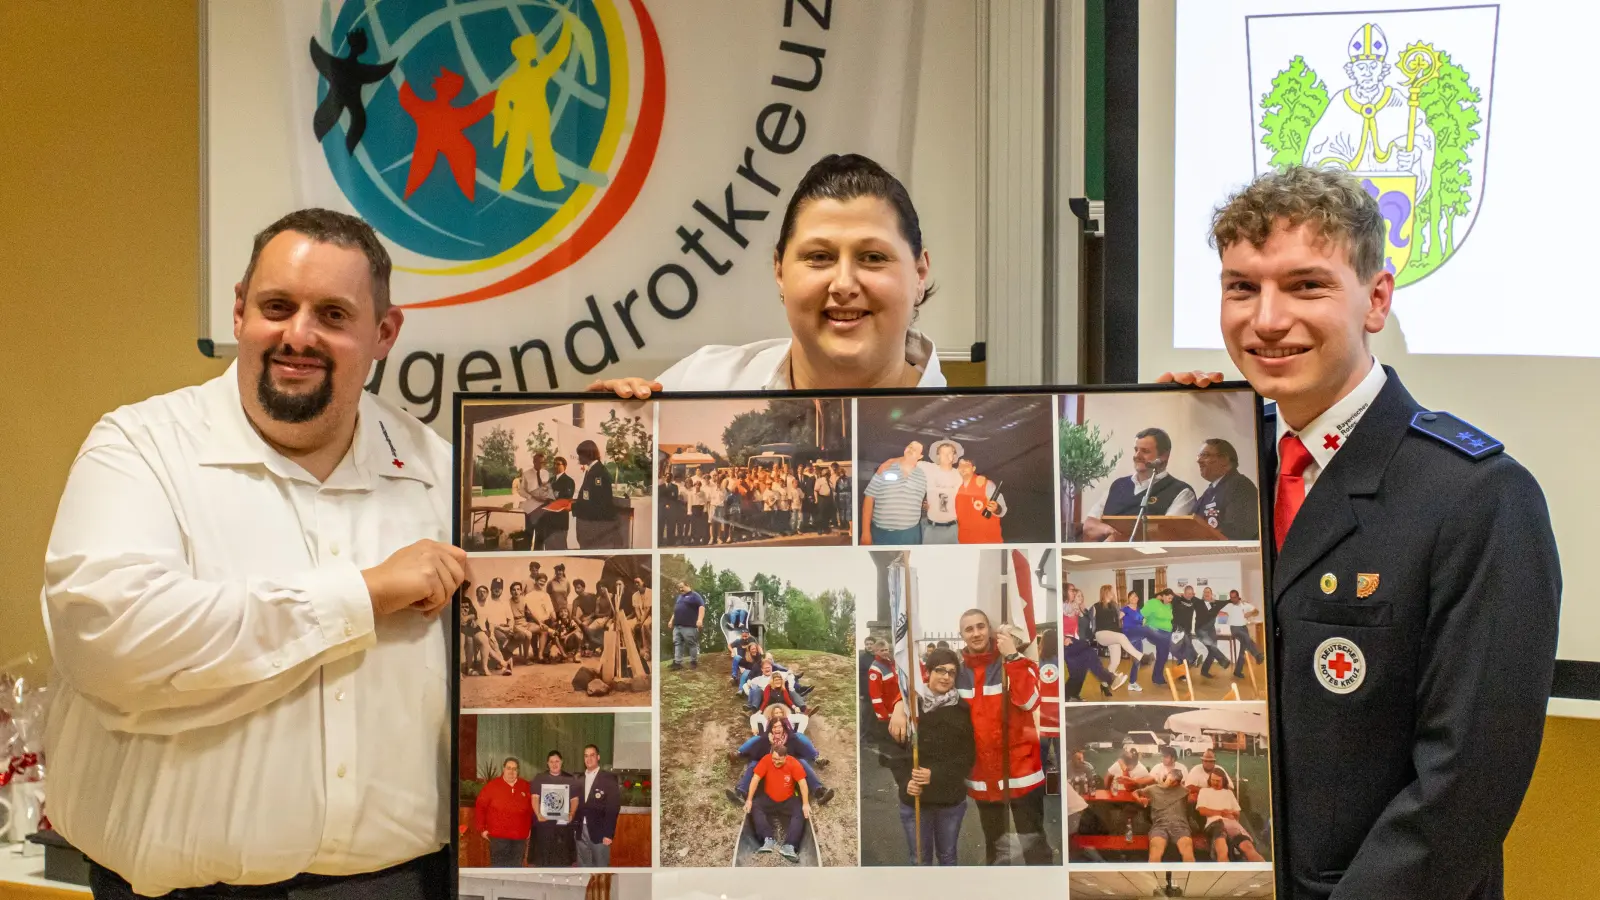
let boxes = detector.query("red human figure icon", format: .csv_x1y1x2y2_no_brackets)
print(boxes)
398,68,496,201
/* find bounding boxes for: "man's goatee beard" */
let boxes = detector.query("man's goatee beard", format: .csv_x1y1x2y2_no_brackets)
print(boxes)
257,346,336,423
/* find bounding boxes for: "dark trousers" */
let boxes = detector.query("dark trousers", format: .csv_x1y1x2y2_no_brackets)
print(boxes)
1195,630,1232,675
1063,640,1114,697
751,792,805,845
487,836,527,868
89,850,449,900
975,785,1053,865
1230,626,1265,674
1126,625,1172,684
530,821,574,867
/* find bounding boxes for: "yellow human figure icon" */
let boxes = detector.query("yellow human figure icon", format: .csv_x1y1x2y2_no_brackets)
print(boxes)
494,19,576,192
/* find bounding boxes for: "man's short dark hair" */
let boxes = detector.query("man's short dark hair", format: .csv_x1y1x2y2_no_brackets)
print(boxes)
1136,427,1173,457
1204,438,1240,469
584,744,600,756
547,750,562,760
1161,746,1177,759
241,208,392,314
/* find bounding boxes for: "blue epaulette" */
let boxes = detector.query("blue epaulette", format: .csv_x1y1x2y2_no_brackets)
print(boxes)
1409,411,1504,459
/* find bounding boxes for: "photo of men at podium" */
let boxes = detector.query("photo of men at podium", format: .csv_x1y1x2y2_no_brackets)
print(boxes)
1060,392,1260,543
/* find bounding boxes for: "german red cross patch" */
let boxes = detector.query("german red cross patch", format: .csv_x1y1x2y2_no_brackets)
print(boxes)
1039,663,1059,685
1314,637,1366,694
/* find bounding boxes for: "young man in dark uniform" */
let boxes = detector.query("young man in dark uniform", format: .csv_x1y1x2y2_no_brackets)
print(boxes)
1168,166,1560,899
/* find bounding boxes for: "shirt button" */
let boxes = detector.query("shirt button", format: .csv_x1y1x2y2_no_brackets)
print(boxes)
337,764,347,778
330,543,341,556
272,659,283,669
336,690,346,702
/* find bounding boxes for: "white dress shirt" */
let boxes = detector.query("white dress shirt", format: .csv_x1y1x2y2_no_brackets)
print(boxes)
654,330,946,390
41,365,451,896
1276,356,1388,493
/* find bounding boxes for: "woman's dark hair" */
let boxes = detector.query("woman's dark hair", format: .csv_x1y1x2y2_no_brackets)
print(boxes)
925,646,961,673
576,440,600,466
775,153,936,306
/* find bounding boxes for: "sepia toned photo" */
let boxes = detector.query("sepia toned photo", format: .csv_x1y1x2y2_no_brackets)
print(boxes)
461,555,651,710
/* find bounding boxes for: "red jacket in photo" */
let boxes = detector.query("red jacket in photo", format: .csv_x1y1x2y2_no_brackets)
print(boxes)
866,657,902,722
474,776,534,840
957,646,1044,803
1038,659,1061,738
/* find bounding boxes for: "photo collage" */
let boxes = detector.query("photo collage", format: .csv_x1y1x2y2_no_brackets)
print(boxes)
454,389,1272,895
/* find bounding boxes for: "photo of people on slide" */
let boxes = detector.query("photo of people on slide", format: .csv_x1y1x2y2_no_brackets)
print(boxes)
859,546,1062,867
1060,545,1267,703
656,550,860,867
460,554,651,710
656,398,853,548
457,712,653,870
1063,703,1272,866
855,395,1056,546
1059,391,1260,543
459,400,654,552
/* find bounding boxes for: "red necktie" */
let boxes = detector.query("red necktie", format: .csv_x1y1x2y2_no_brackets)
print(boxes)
1274,433,1313,550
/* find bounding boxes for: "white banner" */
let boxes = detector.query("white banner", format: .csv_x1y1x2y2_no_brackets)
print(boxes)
227,0,920,426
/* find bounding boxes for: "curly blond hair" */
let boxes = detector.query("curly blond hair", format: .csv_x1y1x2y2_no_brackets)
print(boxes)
1210,166,1386,282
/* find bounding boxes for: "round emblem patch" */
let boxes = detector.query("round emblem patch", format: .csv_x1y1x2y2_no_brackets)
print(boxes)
1207,516,1219,528
1040,663,1060,685
1320,573,1338,594
1314,637,1366,694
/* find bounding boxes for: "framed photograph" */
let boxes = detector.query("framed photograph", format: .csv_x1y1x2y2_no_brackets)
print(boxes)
452,384,1275,895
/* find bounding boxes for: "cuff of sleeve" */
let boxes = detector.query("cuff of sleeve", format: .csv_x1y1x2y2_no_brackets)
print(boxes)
308,562,377,649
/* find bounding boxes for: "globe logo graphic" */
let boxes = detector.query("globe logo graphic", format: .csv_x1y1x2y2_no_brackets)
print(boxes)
311,0,664,307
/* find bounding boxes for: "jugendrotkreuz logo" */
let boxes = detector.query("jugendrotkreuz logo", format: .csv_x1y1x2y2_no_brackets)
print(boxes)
309,0,664,308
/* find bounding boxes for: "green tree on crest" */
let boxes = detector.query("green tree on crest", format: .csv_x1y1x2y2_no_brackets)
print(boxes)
1401,49,1482,285
1259,56,1330,169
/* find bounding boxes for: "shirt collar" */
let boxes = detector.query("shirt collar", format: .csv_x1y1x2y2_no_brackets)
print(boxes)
197,363,432,488
762,330,947,390
1276,356,1388,471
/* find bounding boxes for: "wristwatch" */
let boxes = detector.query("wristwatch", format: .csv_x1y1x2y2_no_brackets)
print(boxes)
1004,652,1022,663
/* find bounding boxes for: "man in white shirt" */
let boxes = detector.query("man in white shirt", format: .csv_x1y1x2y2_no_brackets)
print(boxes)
1150,745,1188,785
1103,746,1151,792
1082,427,1198,541
41,209,466,899
1184,749,1233,801
919,439,964,544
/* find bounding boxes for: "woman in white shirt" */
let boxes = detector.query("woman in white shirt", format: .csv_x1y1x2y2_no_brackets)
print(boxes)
590,153,947,396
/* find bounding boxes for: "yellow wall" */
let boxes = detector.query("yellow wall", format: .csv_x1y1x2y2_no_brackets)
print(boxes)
0,3,1590,897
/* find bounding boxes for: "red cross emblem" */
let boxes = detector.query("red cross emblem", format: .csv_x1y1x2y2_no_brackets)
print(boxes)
1323,433,1341,450
1315,637,1366,694
392,458,405,469
1327,652,1353,680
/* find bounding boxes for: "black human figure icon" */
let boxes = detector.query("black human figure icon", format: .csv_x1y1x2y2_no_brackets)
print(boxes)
309,29,397,153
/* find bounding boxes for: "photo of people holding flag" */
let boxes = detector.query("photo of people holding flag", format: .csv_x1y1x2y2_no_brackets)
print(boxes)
857,546,1062,866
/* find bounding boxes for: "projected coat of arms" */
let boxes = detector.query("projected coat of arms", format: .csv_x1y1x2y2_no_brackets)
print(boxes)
1247,7,1498,287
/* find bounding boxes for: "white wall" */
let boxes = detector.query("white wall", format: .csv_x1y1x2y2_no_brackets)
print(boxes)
1139,0,1591,665
1075,389,1260,516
